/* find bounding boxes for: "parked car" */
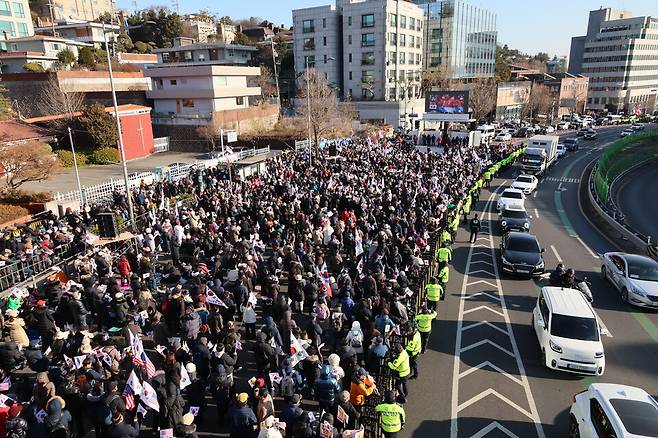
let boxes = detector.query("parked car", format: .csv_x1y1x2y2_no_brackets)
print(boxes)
494,131,512,142
584,129,597,140
564,138,579,151
620,129,634,137
556,144,566,157
557,122,571,130
499,206,531,233
496,188,526,211
601,252,658,308
533,287,605,375
577,128,589,137
631,123,645,131
570,383,658,438
500,232,545,276
511,174,538,194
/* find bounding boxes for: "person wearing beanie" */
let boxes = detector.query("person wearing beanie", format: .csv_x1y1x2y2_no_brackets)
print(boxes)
106,411,139,438
176,412,199,438
258,415,283,438
335,389,360,432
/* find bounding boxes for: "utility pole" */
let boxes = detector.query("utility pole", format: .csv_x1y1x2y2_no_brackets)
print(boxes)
103,24,136,231
67,127,84,206
270,38,281,109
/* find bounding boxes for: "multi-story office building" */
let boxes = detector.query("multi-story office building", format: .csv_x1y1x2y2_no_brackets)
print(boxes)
414,0,496,79
569,8,658,114
293,0,425,125
0,0,34,40
30,0,113,23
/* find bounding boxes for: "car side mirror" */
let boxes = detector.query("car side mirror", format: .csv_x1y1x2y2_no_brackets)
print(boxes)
541,248,546,253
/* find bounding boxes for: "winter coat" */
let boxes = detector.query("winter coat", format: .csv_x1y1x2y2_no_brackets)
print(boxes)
117,257,131,277
5,318,29,347
107,420,140,438
44,397,72,437
345,321,364,354
0,341,23,370
314,367,341,406
182,311,201,340
228,405,258,437
26,307,56,335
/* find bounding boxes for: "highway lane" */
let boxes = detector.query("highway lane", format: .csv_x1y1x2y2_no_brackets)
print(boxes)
403,125,658,438
614,161,658,243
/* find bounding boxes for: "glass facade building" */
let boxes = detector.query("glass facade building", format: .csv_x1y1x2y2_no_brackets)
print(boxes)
414,0,497,78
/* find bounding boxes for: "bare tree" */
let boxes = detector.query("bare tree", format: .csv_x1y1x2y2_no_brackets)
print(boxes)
196,119,226,153
0,142,62,193
297,68,353,147
256,66,277,100
468,78,497,121
523,83,552,121
38,79,84,128
419,64,454,97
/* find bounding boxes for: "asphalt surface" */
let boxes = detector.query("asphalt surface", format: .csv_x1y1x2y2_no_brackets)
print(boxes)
402,125,658,438
614,161,658,242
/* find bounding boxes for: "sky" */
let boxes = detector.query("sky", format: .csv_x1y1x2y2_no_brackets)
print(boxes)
117,0,657,56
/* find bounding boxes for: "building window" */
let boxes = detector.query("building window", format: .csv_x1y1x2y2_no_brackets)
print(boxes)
416,53,421,65
389,51,396,64
409,35,414,47
182,99,194,108
361,88,374,100
362,70,374,83
16,21,26,36
399,52,405,64
361,14,374,28
348,53,352,62
323,36,327,46
322,18,326,28
361,52,375,65
388,32,397,45
409,17,415,31
400,15,406,29
349,71,352,80
51,43,60,51
348,16,352,26
236,96,245,105
303,38,314,50
389,13,397,27
431,28,442,39
304,55,315,67
408,52,413,64
170,79,177,85
302,19,314,33
348,34,352,45
0,1,10,16
361,33,375,47
323,54,327,63
399,34,406,47
12,2,23,18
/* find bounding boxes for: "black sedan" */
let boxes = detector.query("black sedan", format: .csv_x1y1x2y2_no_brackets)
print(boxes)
500,232,545,277
584,129,597,140
500,206,531,233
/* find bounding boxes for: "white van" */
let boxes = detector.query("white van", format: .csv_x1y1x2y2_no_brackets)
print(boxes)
533,287,605,376
476,124,496,141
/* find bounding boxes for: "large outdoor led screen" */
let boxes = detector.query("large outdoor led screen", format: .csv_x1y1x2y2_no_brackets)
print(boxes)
425,91,469,114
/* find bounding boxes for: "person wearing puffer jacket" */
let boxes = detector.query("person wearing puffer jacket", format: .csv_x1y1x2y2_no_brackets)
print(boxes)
314,364,340,411
326,353,344,381
4,310,28,347
345,321,364,355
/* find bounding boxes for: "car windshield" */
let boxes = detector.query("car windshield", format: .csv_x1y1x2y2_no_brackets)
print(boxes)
550,314,599,341
609,398,658,436
502,192,523,199
626,257,658,281
517,176,533,183
506,236,539,253
503,210,527,219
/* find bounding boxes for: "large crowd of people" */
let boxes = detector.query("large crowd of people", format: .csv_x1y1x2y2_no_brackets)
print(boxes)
0,132,520,438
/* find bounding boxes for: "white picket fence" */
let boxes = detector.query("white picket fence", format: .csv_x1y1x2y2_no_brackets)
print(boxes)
54,146,271,205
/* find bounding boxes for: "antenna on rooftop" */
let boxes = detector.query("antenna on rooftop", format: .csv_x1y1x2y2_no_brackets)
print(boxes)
171,0,180,14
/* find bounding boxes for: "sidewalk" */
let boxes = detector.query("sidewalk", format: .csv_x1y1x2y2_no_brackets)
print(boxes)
24,151,204,195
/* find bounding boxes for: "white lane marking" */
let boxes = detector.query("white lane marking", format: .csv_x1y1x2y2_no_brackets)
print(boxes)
463,305,505,317
533,208,540,218
460,340,514,358
532,191,538,198
594,310,613,338
556,182,563,191
450,186,545,438
576,236,600,258
463,291,501,302
471,421,520,438
550,245,563,263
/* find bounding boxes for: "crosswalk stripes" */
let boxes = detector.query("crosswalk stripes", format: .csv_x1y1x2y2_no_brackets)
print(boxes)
543,176,581,184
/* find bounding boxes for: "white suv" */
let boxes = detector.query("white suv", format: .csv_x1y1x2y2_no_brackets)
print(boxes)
570,383,658,437
496,188,525,211
532,287,605,376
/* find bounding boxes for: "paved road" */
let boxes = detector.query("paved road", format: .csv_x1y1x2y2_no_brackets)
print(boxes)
403,125,658,437
614,161,658,242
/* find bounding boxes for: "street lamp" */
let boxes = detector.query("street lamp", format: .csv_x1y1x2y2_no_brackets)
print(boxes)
102,23,136,231
269,39,281,109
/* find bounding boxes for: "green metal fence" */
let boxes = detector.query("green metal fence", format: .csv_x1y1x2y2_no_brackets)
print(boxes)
594,129,658,204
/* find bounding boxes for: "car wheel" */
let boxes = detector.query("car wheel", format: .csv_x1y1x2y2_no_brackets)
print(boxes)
601,265,607,280
569,414,581,438
621,288,629,303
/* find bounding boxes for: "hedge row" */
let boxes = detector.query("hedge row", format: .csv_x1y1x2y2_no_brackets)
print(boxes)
55,147,121,167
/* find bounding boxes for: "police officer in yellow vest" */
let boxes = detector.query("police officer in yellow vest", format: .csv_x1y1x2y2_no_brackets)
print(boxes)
462,194,472,222
436,242,452,269
388,342,411,402
416,305,438,353
438,265,449,301
440,228,452,246
424,276,443,312
449,213,460,242
405,323,422,379
376,390,406,438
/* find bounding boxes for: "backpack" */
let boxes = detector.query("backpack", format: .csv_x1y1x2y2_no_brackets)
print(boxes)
280,373,295,398
315,304,328,321
350,331,363,349
331,312,343,331
47,421,69,438
98,394,120,426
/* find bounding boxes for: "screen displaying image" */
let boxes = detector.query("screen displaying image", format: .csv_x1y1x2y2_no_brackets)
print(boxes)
425,91,469,114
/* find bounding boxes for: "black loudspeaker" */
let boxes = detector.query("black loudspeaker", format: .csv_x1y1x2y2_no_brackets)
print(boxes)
97,213,118,238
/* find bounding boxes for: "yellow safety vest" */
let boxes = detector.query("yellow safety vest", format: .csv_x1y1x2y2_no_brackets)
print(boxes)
425,283,443,301
416,312,437,332
406,331,422,357
450,216,460,231
438,266,449,284
440,230,452,244
388,349,411,378
375,403,406,433
437,247,452,263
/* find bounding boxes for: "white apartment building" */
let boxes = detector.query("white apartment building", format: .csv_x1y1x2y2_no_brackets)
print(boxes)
0,35,92,73
34,19,119,48
152,41,257,66
570,8,658,114
144,65,261,125
182,14,216,43
293,0,425,125
0,0,33,39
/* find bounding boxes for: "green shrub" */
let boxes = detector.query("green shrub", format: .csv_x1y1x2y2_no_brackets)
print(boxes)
23,62,45,72
89,147,120,164
56,149,88,167
0,190,53,204
0,204,29,225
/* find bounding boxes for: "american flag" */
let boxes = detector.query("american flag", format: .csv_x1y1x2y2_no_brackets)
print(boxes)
142,351,156,379
123,384,136,411
132,354,144,367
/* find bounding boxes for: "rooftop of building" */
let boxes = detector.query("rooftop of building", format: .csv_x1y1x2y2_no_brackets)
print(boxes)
3,34,93,46
151,42,258,53
24,104,152,124
34,19,120,31
0,119,55,144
